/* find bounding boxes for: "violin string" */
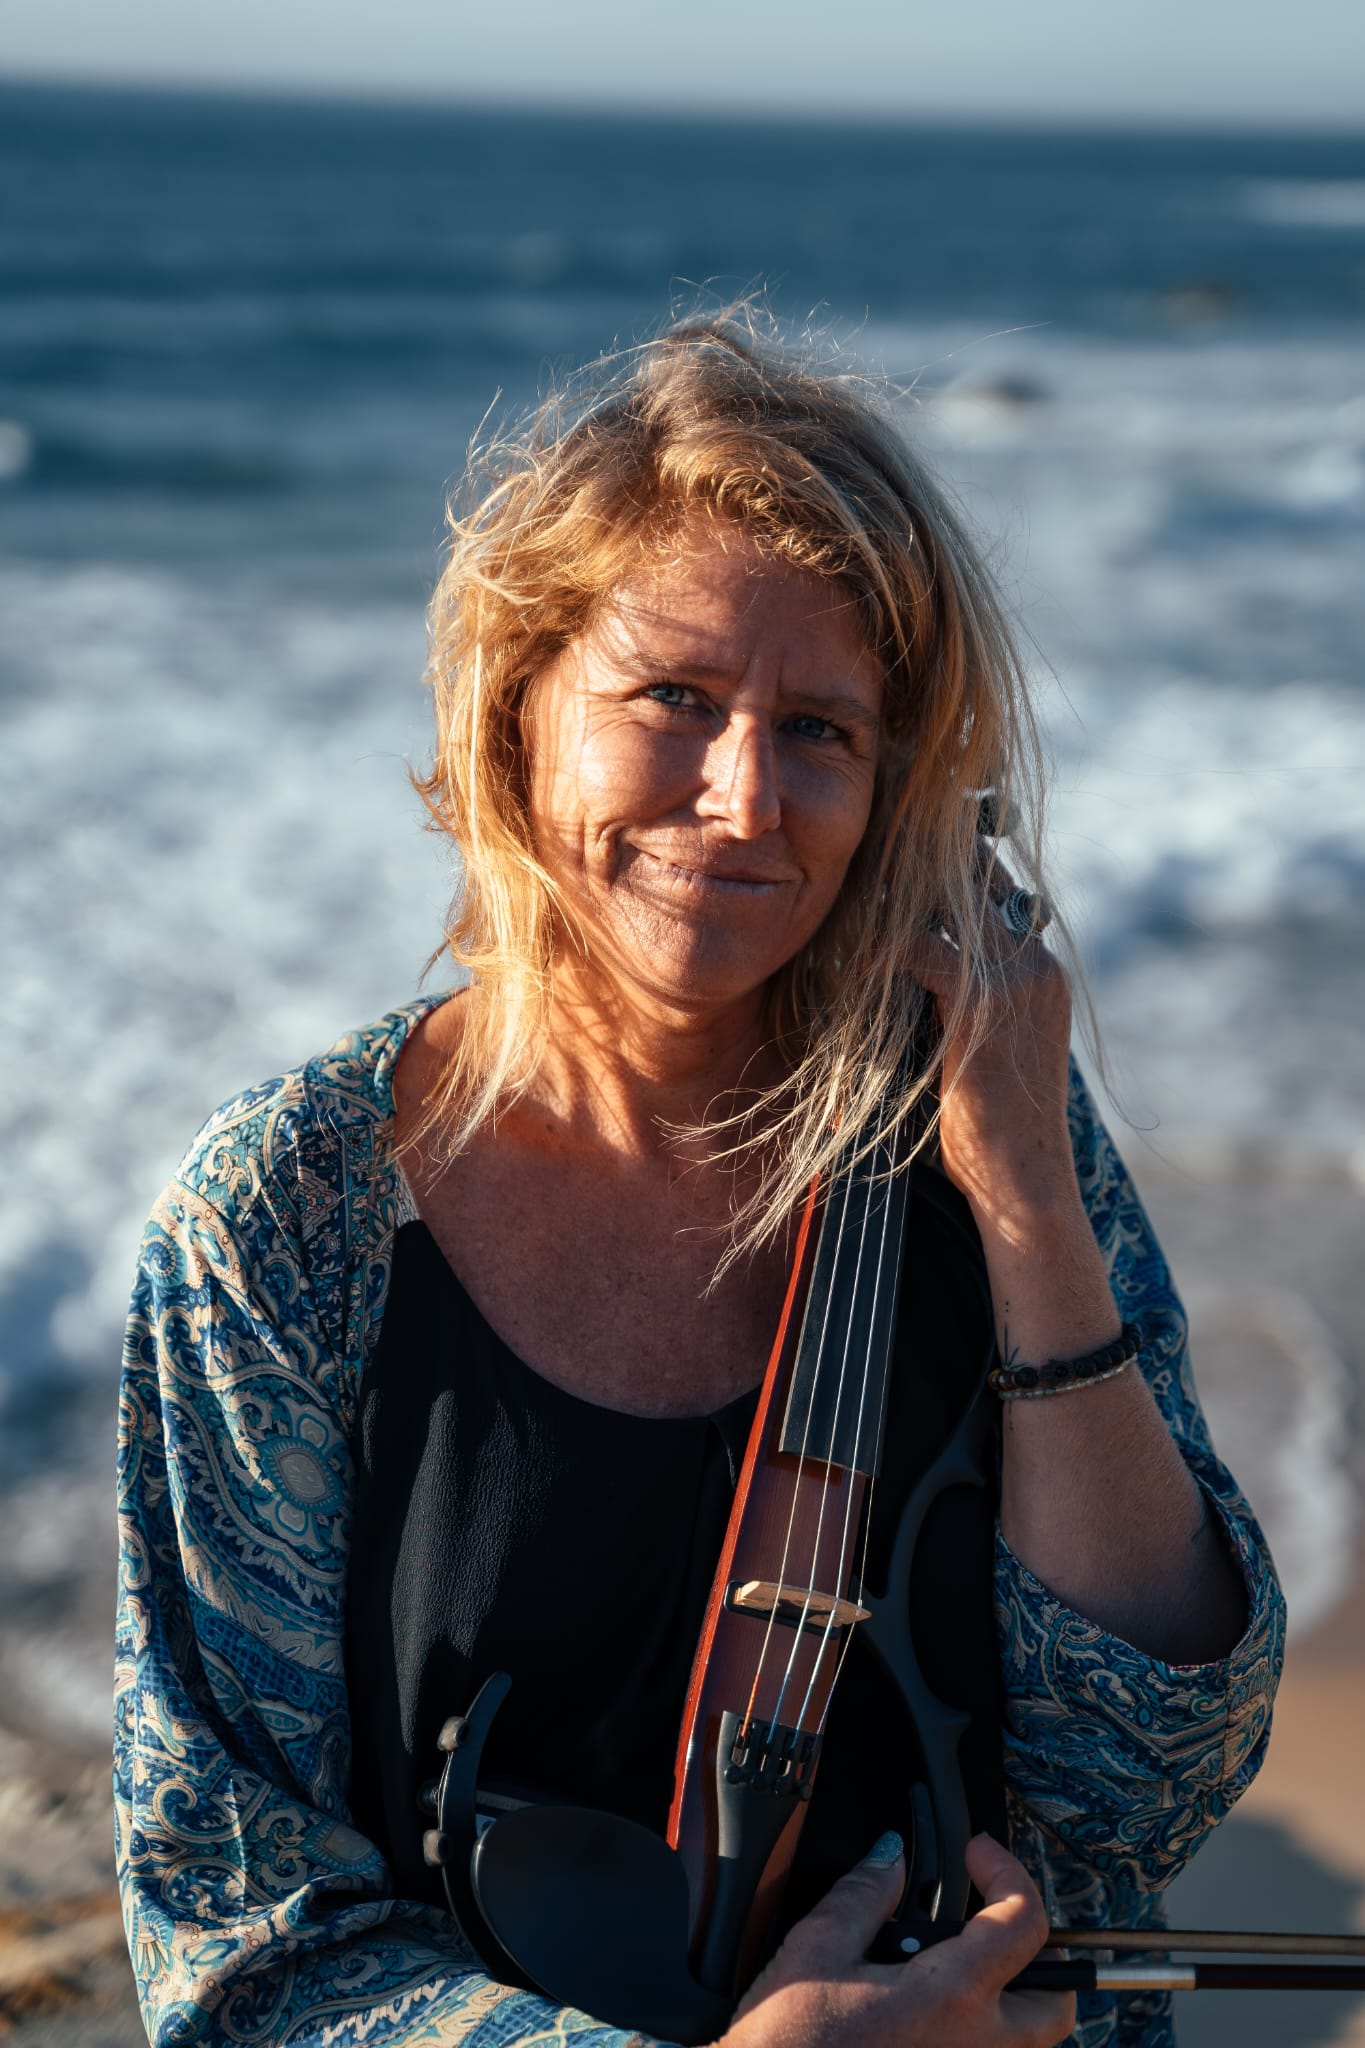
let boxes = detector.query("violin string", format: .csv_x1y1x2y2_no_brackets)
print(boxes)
768,1142,880,1733
810,1141,897,1724
785,1150,879,1702
801,1119,901,1731
741,1155,861,1732
757,1149,870,1730
795,1142,891,1719
819,1118,908,1732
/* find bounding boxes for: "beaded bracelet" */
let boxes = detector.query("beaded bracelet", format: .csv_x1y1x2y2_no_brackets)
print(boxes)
989,1322,1143,1402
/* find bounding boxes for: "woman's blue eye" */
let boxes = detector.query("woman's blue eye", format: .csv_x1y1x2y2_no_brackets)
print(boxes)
641,687,841,742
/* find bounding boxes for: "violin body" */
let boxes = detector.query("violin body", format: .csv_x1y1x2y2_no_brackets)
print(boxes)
665,1175,865,1997
422,1154,1007,2042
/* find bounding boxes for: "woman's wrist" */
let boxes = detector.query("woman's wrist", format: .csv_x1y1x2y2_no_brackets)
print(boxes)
968,1187,1121,1370
958,1144,1087,1238
990,1322,1141,1399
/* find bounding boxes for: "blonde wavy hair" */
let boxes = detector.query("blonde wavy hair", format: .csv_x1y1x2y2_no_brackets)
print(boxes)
414,310,1060,1262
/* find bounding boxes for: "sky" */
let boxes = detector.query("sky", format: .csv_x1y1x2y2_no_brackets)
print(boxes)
4,0,1364,124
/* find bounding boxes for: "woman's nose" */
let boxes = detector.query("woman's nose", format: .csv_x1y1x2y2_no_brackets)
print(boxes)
698,715,781,838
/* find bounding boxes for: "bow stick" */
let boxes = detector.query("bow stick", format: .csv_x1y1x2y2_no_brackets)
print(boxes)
1049,1927,1365,1956
1025,1924,1365,1994
1019,1962,1365,1993
875,1913,1365,1992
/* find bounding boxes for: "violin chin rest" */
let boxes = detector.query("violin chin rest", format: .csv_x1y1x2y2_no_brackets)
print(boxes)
471,1804,734,2047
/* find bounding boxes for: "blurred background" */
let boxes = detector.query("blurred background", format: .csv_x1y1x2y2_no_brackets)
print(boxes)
2,3,1363,2041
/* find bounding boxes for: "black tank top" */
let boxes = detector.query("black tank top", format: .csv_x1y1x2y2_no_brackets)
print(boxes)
345,1167,1007,1929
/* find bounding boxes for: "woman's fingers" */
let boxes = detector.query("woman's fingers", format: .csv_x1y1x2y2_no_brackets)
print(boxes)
888,1833,1073,2047
959,1835,1077,2044
906,921,1062,1025
905,926,969,1006
976,843,1054,944
728,1832,907,2036
727,1831,1074,2048
958,1832,1052,1970
762,1832,907,1978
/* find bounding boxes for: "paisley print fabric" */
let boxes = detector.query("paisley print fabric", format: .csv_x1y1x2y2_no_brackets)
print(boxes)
114,998,1285,2047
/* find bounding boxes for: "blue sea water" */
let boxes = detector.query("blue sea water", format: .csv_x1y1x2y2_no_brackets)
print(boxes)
2,81,1364,1430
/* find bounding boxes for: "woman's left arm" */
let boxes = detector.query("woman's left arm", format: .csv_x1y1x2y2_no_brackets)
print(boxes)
984,1068,1250,1665
993,1053,1285,1652
916,921,1286,1905
921,915,1267,1663
992,1063,1287,1944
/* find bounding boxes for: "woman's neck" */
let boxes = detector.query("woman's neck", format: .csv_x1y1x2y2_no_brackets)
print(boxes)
526,975,785,1163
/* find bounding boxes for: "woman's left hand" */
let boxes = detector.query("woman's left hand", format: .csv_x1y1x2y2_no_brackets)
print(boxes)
908,865,1075,1230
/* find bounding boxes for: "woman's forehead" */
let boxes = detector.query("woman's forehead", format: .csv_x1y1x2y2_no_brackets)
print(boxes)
590,521,880,687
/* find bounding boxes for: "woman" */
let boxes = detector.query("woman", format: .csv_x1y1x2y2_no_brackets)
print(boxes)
115,319,1283,2048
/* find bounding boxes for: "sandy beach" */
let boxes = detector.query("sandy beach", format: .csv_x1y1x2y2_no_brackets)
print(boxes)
1167,1567,1365,2048
1147,1151,1365,2048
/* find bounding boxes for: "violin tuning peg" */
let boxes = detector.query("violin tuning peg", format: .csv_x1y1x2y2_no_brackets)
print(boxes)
416,1779,438,1816
422,1828,448,1868
437,1716,468,1753
976,792,1019,838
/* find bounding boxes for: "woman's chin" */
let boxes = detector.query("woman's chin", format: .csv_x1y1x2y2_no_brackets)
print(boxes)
587,931,785,1027
553,885,817,1027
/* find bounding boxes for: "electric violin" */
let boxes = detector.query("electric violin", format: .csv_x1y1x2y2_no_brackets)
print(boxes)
420,1097,1365,2035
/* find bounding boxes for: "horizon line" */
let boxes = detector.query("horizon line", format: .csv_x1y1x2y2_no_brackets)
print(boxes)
4,67,1365,138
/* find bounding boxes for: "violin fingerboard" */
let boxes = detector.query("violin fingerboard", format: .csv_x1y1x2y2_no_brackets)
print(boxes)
779,1139,911,1475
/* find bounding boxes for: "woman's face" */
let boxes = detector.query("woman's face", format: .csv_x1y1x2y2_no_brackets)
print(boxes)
525,515,882,1031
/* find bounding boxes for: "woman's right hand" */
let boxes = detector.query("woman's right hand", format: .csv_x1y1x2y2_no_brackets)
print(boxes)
719,1832,1075,2048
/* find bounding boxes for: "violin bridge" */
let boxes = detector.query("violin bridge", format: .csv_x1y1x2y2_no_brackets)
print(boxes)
727,1579,871,1632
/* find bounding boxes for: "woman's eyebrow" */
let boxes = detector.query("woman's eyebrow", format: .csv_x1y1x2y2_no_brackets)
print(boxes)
613,646,734,685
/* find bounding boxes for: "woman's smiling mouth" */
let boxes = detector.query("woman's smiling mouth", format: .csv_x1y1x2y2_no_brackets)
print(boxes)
625,847,798,899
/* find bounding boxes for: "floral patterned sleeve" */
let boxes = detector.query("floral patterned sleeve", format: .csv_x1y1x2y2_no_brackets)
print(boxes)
114,1012,652,2048
994,1061,1287,2045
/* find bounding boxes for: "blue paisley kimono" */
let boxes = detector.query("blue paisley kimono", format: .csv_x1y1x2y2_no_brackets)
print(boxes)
114,998,1284,2048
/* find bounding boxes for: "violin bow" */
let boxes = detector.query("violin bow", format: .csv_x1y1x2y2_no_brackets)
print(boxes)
882,1913,1365,1993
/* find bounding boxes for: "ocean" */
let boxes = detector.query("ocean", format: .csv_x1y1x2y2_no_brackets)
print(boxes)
2,84,1364,1742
